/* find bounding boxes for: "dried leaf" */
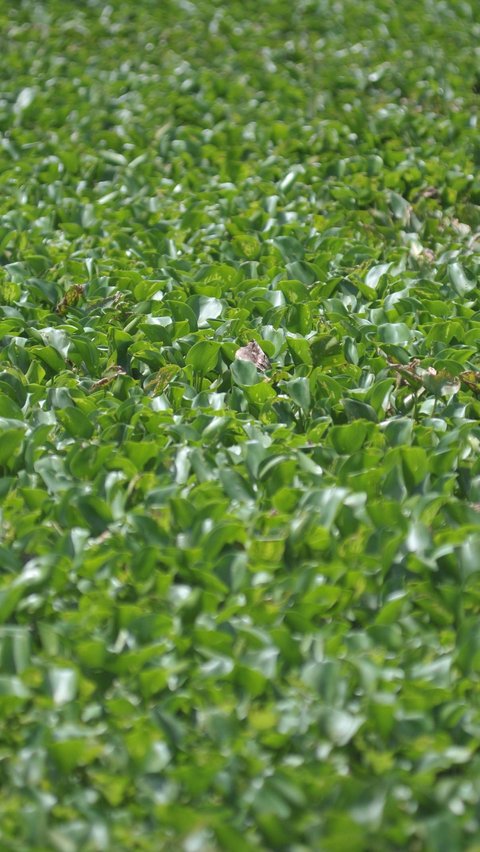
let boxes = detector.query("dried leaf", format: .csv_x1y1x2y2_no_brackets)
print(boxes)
235,341,271,372
55,284,85,314
89,366,126,392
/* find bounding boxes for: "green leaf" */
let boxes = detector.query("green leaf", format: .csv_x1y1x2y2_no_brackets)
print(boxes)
400,446,428,488
276,279,309,303
231,357,262,386
329,421,370,453
57,406,95,438
343,398,377,422
377,323,412,345
448,262,475,296
280,377,311,412
185,339,220,375
48,668,78,706
232,235,261,259
323,708,365,746
0,428,25,465
188,296,224,327
30,345,65,371
243,381,277,405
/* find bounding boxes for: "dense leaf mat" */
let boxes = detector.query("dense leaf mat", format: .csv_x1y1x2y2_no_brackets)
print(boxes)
1,0,480,849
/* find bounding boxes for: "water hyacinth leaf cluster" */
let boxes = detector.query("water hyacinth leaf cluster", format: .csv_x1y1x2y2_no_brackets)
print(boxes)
0,0,480,849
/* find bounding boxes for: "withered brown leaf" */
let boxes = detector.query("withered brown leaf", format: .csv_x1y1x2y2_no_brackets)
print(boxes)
56,284,85,314
235,341,271,372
